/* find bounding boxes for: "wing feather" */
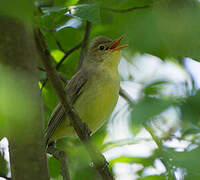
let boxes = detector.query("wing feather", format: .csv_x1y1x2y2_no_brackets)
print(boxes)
45,69,88,145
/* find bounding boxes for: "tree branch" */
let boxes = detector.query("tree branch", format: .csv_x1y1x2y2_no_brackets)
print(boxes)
103,5,150,13
77,21,92,70
34,28,114,180
47,145,70,180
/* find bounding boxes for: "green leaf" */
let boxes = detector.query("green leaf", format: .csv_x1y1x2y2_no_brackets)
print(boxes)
130,97,172,126
64,142,95,180
59,50,80,79
72,165,95,180
41,6,66,13
42,83,58,126
54,0,79,6
48,157,61,178
68,3,101,23
158,146,200,179
109,156,154,167
137,174,166,180
0,152,8,176
92,122,108,148
100,138,141,152
39,8,74,31
180,90,200,124
143,80,169,96
55,27,82,51
94,0,153,7
182,128,200,137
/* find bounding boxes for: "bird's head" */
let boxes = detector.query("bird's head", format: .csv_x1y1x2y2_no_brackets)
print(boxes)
87,36,128,68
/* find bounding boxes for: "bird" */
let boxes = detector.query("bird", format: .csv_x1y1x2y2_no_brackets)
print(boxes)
45,36,128,145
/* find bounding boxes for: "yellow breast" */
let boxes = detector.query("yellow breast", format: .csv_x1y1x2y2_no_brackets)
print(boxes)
75,69,120,133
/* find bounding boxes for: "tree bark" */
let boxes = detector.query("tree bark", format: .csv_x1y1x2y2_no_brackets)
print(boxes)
0,5,49,180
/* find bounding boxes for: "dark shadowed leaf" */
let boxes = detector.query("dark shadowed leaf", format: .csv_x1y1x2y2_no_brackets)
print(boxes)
95,0,200,61
126,0,200,60
55,27,82,51
180,90,200,124
130,97,173,126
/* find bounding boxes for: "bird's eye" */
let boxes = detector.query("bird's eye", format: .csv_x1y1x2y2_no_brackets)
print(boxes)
99,45,104,50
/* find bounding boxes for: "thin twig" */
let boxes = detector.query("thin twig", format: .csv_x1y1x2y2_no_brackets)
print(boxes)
77,21,91,70
40,78,48,90
59,75,68,84
119,87,135,105
55,38,66,53
34,28,114,180
38,66,48,90
103,5,150,13
56,43,82,70
47,146,70,180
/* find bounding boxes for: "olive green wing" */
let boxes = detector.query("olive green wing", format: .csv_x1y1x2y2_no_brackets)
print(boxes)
45,69,88,145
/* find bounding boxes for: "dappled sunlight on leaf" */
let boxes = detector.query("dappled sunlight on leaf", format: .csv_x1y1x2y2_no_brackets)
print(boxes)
51,49,65,63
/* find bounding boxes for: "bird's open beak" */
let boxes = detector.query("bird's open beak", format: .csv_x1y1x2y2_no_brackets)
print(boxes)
109,36,128,51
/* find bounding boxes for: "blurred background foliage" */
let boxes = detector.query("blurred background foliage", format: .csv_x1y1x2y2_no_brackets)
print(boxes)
1,0,200,179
